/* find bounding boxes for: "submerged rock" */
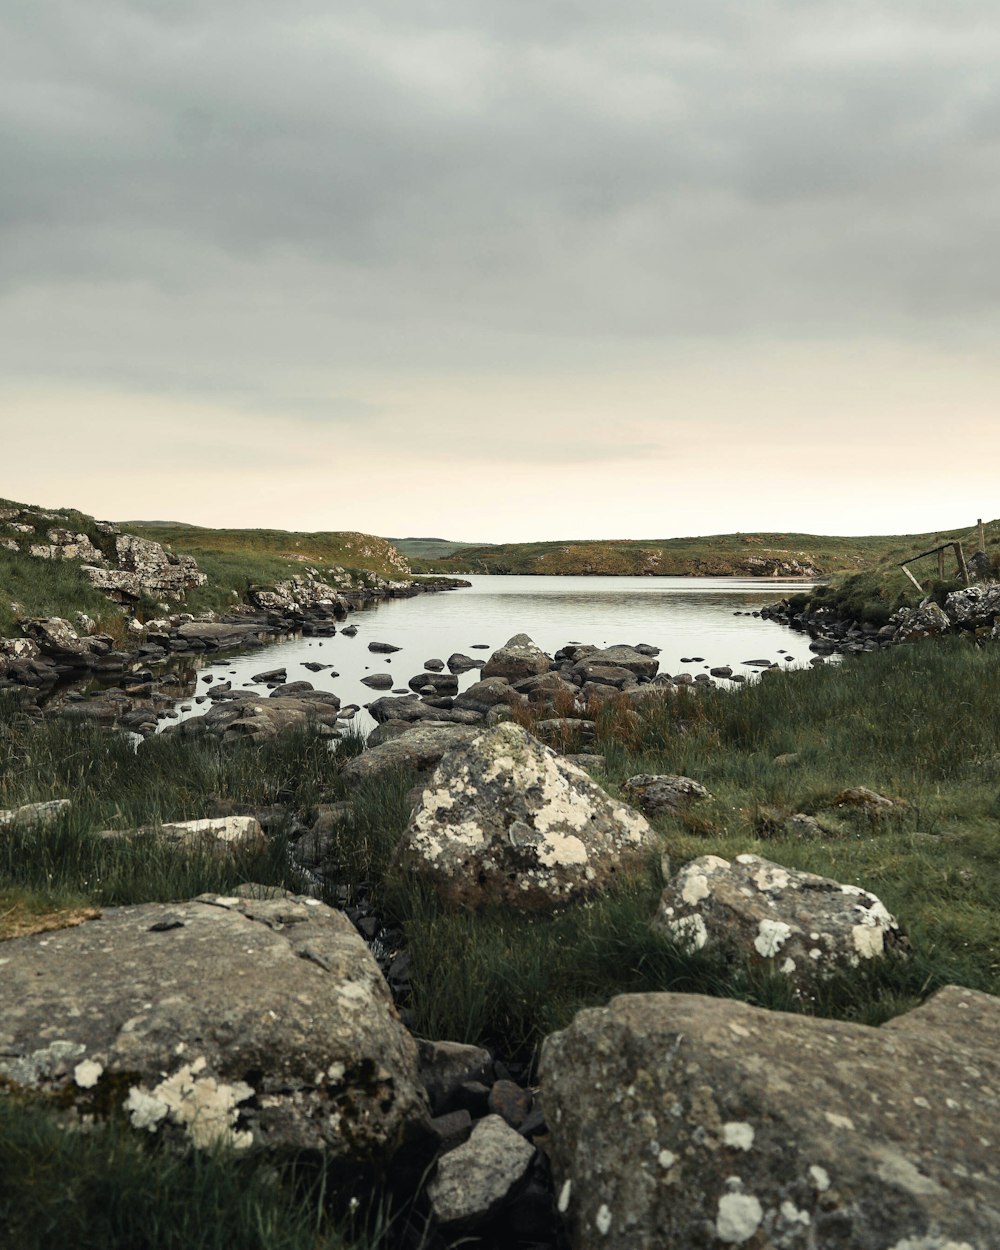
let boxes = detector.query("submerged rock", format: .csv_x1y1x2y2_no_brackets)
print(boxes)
541,986,1000,1249
393,723,656,912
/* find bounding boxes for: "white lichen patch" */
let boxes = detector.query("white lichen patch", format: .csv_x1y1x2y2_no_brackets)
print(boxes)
658,1148,676,1168
681,872,711,905
754,918,792,958
73,1059,104,1089
851,923,887,959
669,913,708,951
780,1200,811,1226
595,1204,612,1235
126,1059,253,1150
722,1122,755,1151
557,1179,572,1213
809,1164,831,1191
753,864,789,892
716,1193,763,1243
537,832,589,867
824,1112,855,1131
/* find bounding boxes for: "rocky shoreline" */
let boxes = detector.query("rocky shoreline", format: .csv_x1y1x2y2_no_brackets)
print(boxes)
761,579,1000,655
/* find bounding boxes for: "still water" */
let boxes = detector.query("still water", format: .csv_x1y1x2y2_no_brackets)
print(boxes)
165,576,817,736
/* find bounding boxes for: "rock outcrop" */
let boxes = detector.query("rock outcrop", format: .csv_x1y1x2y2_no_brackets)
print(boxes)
0,892,428,1160
393,723,657,912
653,854,906,991
541,986,1000,1249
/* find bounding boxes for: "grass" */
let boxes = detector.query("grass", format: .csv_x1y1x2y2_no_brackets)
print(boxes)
0,1096,390,1250
0,546,126,638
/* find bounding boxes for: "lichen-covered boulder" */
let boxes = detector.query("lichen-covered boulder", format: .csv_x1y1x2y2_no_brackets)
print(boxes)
894,601,952,641
540,986,1000,1249
653,854,906,991
481,634,552,681
393,723,657,912
944,582,1000,627
622,774,712,817
0,892,428,1160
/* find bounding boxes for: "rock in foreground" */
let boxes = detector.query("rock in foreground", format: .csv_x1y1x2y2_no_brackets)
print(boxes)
0,893,427,1161
653,854,906,991
394,723,656,912
541,986,1000,1249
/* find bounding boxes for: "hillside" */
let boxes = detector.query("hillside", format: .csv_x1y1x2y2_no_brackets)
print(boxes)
389,537,480,560
0,498,411,635
405,523,997,580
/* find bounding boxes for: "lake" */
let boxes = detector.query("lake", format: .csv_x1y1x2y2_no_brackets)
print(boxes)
163,575,818,736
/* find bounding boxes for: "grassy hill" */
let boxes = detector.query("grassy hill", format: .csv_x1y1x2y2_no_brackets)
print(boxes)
389,537,480,560
405,523,998,580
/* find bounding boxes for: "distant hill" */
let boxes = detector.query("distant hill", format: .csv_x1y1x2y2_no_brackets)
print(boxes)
403,525,997,580
389,537,480,560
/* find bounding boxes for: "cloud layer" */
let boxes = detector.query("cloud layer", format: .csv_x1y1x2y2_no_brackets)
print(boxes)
2,1,998,537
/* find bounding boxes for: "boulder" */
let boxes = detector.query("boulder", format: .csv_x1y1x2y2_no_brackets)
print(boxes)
408,672,459,696
361,673,394,690
169,691,341,741
447,652,486,674
571,646,658,680
366,695,482,726
340,724,481,787
944,581,1000,627
453,677,528,713
427,1115,535,1232
540,986,1000,1249
0,892,428,1160
99,816,265,852
393,723,656,912
369,641,402,654
621,774,712,817
481,634,552,681
417,1039,495,1116
653,854,906,990
571,662,637,689
895,601,952,642
21,617,97,665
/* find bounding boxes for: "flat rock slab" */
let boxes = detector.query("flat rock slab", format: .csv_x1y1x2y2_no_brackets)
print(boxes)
393,723,656,912
541,986,1000,1249
428,1114,534,1231
653,854,907,991
0,893,427,1160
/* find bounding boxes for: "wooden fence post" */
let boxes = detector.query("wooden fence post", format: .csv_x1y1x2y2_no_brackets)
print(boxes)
954,542,970,585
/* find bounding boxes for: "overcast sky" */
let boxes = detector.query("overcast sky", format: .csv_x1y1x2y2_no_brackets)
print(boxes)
2,0,998,541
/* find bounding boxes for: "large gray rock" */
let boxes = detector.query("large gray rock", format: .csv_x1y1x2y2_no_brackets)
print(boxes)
82,534,205,602
481,634,552,681
393,723,657,912
427,1114,535,1231
0,892,428,1159
653,854,906,991
541,986,1000,1249
340,723,480,787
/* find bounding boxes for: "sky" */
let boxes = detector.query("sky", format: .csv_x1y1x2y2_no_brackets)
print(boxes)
2,0,999,542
